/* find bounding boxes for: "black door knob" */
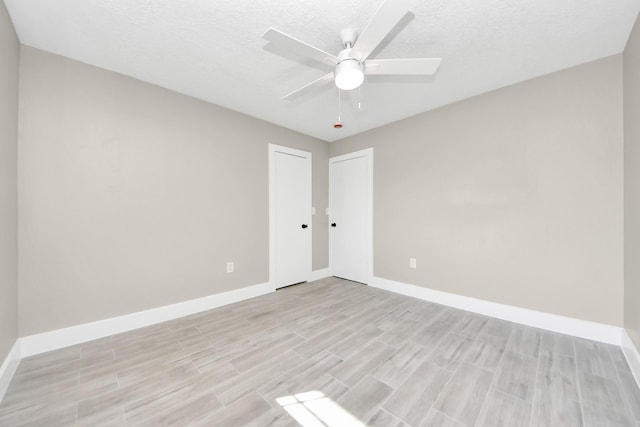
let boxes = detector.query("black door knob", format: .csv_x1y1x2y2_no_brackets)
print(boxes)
331,223,337,227
301,224,308,229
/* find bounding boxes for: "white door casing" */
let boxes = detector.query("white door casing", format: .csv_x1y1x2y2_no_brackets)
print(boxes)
329,148,373,284
269,144,312,289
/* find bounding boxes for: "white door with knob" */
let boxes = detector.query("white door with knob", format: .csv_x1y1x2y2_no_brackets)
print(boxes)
269,144,312,289
329,148,373,284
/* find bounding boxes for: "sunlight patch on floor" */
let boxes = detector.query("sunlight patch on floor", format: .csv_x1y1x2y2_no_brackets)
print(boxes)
276,391,365,427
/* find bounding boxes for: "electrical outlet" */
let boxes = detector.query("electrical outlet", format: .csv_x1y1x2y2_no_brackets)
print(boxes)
409,258,417,269
226,262,234,273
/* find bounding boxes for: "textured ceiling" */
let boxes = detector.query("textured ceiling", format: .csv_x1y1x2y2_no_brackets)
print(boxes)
4,0,640,142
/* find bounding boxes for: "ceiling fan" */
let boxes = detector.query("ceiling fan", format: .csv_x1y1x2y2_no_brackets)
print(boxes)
263,0,442,101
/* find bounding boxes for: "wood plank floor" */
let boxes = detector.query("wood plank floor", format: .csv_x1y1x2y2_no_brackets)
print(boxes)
1,277,639,426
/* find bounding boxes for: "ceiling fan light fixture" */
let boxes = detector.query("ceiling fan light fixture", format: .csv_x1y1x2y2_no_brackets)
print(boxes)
335,59,364,91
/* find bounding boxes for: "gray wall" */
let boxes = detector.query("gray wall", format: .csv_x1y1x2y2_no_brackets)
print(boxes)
332,55,624,326
9,23,635,338
625,15,640,350
0,2,19,360
18,47,328,336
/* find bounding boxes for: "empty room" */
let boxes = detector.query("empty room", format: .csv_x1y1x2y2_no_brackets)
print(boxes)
2,0,640,426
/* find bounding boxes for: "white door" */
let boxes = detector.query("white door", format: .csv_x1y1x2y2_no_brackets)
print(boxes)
269,144,312,289
329,148,373,284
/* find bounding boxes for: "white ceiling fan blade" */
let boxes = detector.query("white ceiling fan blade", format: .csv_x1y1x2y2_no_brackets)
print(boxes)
283,73,334,100
263,28,339,66
350,0,413,61
364,58,442,75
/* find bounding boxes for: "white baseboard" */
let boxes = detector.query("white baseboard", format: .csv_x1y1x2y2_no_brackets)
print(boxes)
309,268,331,282
19,282,273,358
369,276,622,345
0,340,21,402
622,329,640,389
4,275,632,403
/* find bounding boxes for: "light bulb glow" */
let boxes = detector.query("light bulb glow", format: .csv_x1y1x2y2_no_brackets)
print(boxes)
335,59,364,90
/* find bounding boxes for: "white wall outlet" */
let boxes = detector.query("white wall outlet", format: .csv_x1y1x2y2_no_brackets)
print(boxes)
312,207,316,215
409,258,417,269
226,262,234,273
326,208,330,215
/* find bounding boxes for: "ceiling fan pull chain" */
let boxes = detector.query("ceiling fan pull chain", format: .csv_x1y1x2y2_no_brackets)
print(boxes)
333,89,344,129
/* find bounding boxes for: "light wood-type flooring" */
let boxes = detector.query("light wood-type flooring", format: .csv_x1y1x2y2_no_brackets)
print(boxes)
1,277,639,426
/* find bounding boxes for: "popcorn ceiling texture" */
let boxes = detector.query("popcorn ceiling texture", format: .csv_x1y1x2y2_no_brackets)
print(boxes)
4,0,639,141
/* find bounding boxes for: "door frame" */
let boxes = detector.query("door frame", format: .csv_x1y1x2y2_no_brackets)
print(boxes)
268,143,313,290
329,148,374,284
